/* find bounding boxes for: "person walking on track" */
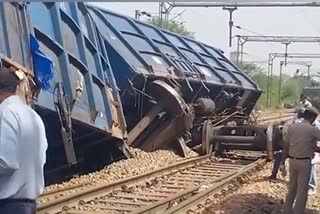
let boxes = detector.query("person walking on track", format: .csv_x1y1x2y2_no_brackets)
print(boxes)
281,106,320,214
0,67,48,214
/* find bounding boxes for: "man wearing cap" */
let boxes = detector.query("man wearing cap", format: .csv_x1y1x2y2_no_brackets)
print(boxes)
0,67,47,214
281,106,320,214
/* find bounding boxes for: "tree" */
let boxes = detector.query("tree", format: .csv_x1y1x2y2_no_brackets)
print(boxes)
281,77,310,104
147,17,195,38
236,62,313,109
237,62,265,76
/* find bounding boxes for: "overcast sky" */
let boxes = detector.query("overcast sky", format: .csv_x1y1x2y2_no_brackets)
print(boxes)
91,2,320,77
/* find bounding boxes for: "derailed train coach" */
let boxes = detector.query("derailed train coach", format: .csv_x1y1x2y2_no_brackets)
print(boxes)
0,1,281,184
87,5,280,157
0,2,130,181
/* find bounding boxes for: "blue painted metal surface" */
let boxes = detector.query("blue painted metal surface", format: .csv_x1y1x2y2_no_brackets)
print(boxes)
0,3,31,70
30,34,54,90
0,2,127,139
87,5,261,115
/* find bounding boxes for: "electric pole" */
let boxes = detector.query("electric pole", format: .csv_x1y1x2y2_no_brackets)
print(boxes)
223,7,237,47
135,10,151,20
307,64,312,79
171,2,320,49
266,53,319,107
282,41,291,66
279,61,284,106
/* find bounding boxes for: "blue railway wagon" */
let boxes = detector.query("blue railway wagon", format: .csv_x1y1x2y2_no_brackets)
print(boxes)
0,2,128,178
88,5,262,151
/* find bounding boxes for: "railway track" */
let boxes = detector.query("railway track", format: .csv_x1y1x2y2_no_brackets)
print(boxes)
38,112,293,214
37,110,294,213
255,109,295,123
37,154,265,214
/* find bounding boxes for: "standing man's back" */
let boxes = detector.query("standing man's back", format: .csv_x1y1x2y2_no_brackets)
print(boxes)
286,121,319,159
282,106,320,214
0,68,47,214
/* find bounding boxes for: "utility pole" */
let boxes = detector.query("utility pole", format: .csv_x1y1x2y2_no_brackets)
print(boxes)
266,54,275,108
135,10,152,20
223,7,237,47
159,2,174,29
307,64,312,79
135,10,141,19
279,61,284,107
266,53,320,107
171,2,320,8
171,2,320,49
236,36,320,65
282,41,291,66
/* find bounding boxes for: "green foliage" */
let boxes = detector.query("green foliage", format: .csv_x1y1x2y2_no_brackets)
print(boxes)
238,62,265,77
238,62,313,109
147,17,195,38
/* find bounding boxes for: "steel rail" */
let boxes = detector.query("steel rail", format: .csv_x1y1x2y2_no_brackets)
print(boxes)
163,158,266,214
258,115,294,125
37,113,292,213
257,113,294,122
37,154,212,213
39,181,92,198
38,155,263,214
37,111,292,213
131,158,264,214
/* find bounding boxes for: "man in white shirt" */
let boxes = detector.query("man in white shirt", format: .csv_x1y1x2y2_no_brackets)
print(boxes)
309,119,320,195
299,94,312,108
0,68,47,214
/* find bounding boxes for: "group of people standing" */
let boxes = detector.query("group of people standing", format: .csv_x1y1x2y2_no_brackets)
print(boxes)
269,94,320,214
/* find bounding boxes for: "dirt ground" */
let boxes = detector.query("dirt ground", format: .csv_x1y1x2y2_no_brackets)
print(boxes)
200,163,320,214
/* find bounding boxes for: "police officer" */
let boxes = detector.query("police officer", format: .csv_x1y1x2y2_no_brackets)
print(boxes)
281,106,320,214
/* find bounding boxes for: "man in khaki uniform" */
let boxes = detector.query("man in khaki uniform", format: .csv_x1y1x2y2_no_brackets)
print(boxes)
281,106,320,214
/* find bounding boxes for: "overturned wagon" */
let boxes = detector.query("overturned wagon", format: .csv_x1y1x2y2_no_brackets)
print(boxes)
0,2,130,181
88,5,281,158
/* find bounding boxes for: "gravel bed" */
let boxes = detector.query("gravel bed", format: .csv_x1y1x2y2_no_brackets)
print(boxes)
199,163,320,214
38,148,198,203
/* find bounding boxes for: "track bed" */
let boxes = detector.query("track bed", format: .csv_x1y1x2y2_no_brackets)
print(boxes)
38,154,265,214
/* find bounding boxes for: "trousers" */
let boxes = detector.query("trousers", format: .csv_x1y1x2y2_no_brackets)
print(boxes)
0,199,36,214
308,163,317,193
284,158,311,214
271,151,283,178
